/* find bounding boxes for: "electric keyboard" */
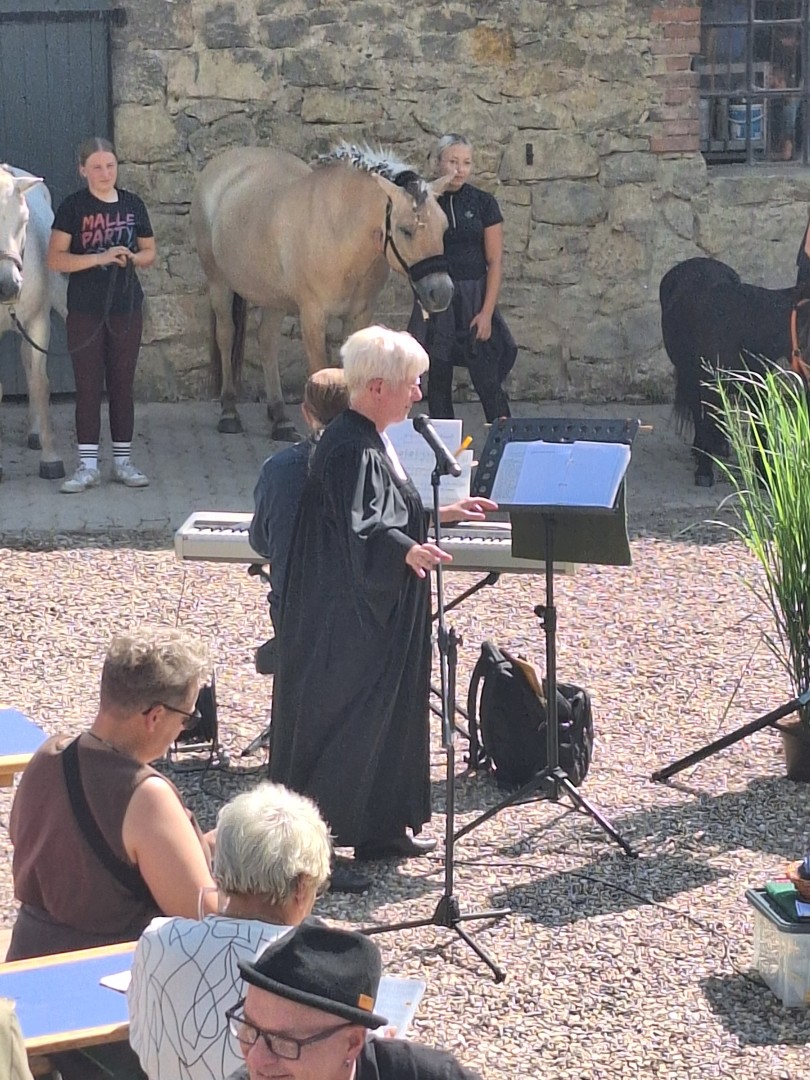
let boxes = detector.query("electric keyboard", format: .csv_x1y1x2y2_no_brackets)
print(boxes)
174,511,574,576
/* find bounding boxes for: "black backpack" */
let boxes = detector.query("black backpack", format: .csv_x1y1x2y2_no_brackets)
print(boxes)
467,640,594,790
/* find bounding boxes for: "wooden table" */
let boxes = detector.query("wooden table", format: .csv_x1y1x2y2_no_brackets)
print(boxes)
0,941,135,1069
0,938,424,1071
0,708,47,788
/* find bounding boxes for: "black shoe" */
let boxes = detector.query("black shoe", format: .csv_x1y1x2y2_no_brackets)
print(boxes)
354,834,438,861
329,858,372,894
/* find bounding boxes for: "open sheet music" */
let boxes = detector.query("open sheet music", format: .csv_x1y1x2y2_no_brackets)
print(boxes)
490,440,630,510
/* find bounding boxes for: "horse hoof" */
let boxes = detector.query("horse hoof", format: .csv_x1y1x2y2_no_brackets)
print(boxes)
695,473,714,488
272,423,302,443
40,459,66,480
28,433,42,451
218,416,243,435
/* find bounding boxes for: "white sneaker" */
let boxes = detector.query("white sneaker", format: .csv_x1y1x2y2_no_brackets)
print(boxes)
60,465,100,494
112,462,149,488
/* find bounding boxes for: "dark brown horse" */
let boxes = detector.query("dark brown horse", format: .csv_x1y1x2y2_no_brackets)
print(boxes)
660,257,810,485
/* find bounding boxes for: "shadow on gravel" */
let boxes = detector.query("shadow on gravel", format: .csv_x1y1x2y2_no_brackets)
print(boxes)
701,972,810,1044
481,779,805,925
497,850,728,927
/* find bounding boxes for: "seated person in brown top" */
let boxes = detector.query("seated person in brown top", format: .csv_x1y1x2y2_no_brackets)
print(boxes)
7,625,218,961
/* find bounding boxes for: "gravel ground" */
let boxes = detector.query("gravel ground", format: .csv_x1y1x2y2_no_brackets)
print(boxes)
2,503,810,1077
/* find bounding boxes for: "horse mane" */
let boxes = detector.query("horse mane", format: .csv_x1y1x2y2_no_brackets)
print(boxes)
317,143,429,205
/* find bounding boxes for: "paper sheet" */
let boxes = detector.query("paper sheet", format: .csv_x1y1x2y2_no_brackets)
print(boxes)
386,419,470,504
100,969,131,993
490,440,630,509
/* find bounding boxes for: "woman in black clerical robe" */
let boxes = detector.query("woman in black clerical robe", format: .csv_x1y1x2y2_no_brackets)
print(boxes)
269,326,496,861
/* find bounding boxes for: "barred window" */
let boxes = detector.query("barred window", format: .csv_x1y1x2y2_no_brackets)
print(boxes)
699,0,807,163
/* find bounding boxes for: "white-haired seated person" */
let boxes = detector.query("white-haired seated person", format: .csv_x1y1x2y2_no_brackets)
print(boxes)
128,782,331,1080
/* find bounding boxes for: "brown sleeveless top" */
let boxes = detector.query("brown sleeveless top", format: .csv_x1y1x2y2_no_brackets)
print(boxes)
9,731,207,949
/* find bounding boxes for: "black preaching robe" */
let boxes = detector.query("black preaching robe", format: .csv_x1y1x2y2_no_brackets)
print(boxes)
269,408,432,847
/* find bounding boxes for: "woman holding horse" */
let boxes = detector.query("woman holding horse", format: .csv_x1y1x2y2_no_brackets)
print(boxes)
48,137,156,493
269,327,496,870
408,133,516,422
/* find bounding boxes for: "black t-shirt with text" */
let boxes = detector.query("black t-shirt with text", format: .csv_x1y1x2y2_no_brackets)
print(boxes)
438,183,503,281
52,187,153,315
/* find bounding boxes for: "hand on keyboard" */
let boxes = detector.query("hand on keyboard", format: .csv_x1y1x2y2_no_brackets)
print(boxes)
439,495,498,524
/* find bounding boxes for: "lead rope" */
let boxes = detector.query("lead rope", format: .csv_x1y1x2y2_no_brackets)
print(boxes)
9,261,131,356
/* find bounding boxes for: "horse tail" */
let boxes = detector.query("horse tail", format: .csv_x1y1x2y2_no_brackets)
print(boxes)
208,293,248,396
231,293,247,391
671,353,697,438
660,261,704,438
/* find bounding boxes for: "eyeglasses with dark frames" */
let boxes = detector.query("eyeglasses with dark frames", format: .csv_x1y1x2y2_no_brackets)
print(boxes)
225,1003,352,1061
144,701,202,730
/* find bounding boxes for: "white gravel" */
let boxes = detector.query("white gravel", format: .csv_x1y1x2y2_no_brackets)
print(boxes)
2,519,810,1078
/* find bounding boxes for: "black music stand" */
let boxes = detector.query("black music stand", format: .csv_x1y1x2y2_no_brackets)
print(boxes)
455,418,640,857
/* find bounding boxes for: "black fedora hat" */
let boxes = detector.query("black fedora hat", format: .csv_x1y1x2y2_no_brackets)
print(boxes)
238,920,389,1029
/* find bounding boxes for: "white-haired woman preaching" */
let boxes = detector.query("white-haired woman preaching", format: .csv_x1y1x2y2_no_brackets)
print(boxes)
269,326,495,867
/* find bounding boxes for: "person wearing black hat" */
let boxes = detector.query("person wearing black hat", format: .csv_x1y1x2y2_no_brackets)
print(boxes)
225,921,482,1080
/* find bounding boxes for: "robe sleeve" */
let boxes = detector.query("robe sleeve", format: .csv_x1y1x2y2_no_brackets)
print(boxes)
249,458,274,560
322,443,419,622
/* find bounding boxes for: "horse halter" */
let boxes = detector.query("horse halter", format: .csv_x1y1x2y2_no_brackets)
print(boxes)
0,249,23,272
790,298,810,385
382,198,449,300
0,249,24,309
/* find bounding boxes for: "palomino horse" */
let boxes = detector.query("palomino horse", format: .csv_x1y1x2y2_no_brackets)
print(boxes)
191,145,454,438
0,165,66,481
660,256,810,485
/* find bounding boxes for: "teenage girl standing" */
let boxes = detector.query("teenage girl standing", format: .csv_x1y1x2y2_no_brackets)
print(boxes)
48,137,156,493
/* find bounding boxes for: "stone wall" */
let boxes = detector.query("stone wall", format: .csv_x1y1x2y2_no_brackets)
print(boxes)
110,0,810,406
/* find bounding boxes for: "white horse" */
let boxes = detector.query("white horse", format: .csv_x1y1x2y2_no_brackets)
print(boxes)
0,165,66,481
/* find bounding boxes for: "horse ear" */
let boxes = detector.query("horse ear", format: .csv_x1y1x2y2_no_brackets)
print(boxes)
14,176,44,196
429,174,454,196
372,173,403,200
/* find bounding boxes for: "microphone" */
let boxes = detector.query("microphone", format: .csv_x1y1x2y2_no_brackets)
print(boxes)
412,414,462,477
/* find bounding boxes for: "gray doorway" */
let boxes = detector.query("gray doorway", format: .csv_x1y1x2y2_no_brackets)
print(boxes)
0,0,114,394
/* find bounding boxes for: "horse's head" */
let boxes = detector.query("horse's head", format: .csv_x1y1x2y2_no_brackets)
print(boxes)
372,171,454,313
0,167,43,305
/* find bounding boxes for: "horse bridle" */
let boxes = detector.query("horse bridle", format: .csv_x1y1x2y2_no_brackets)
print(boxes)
0,249,23,274
0,248,24,304
790,297,810,385
382,198,449,303
0,247,49,350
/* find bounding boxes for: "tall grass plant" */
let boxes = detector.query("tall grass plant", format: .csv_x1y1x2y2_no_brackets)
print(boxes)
714,365,810,717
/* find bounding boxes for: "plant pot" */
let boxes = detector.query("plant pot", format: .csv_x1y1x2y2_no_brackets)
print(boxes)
779,717,810,781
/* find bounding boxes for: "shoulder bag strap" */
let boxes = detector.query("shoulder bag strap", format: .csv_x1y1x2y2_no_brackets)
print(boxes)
466,647,490,770
61,737,154,904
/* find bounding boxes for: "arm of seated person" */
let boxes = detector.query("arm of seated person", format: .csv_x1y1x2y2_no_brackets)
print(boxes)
122,775,218,917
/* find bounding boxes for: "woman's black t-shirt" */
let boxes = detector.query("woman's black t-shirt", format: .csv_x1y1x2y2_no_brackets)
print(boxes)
438,183,503,281
52,188,153,315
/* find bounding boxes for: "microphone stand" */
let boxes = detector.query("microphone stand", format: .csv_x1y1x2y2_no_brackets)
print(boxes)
362,450,511,982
